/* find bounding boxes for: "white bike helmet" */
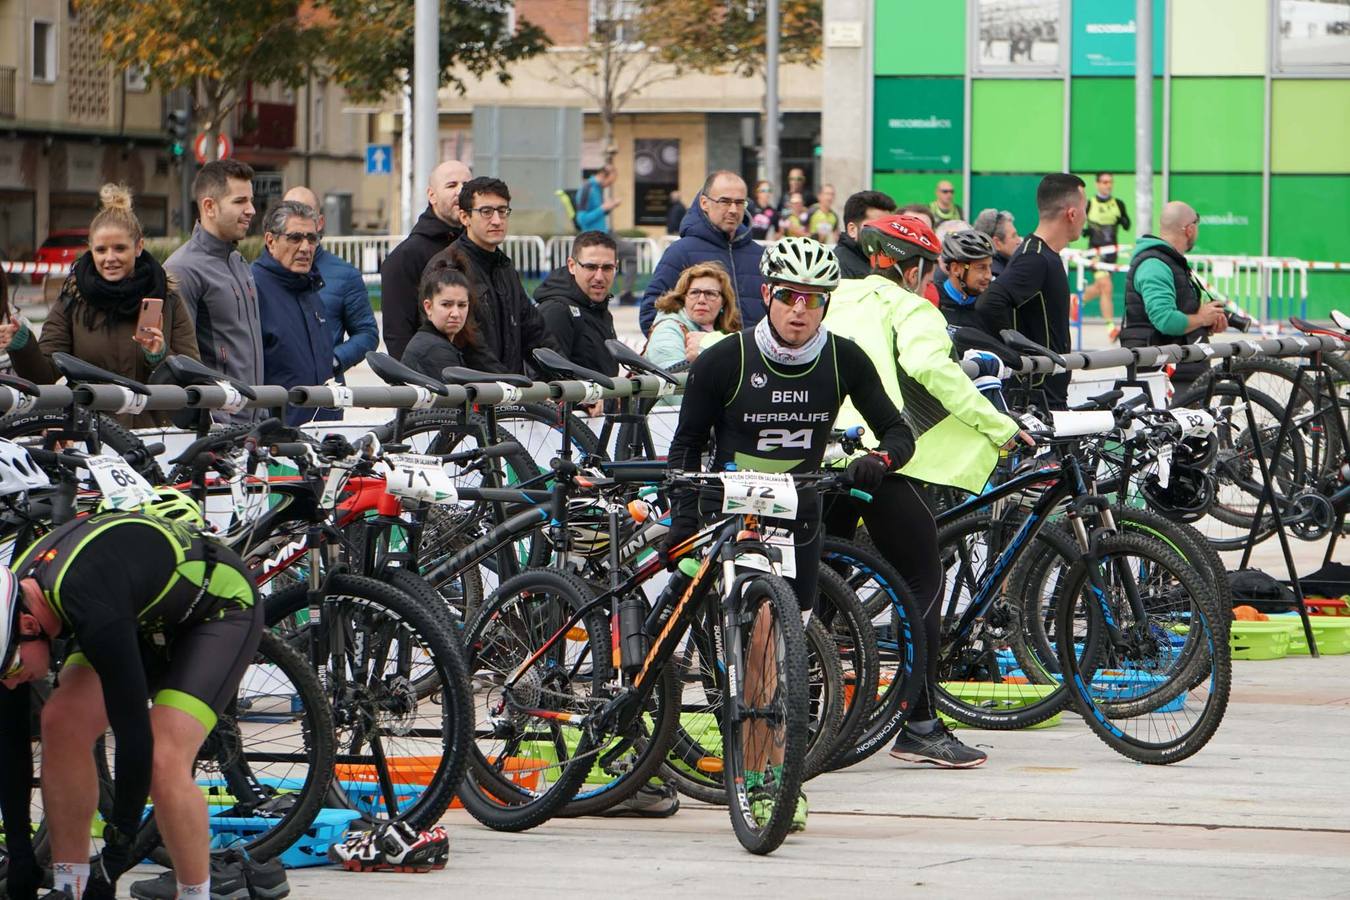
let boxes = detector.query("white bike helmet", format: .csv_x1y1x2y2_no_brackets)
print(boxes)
0,440,50,499
0,567,23,679
759,237,841,290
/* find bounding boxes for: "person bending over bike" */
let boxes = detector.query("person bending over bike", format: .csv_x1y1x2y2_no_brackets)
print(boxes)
1,493,262,900
664,236,915,830
826,213,1033,769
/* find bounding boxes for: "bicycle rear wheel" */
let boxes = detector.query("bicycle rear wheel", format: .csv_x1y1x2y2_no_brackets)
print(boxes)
1055,532,1231,764
722,574,809,856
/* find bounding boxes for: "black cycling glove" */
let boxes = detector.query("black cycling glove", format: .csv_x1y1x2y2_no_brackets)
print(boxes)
844,453,889,493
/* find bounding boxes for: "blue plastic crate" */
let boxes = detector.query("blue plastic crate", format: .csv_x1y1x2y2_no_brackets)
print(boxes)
209,808,361,868
1087,671,1186,713
335,779,428,818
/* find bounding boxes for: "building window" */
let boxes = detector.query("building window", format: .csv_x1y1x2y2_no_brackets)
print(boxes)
589,0,643,44
125,65,148,92
32,21,57,82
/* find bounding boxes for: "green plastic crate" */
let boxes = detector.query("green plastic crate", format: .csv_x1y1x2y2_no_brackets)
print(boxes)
940,681,1063,729
1229,619,1300,660
1275,615,1350,656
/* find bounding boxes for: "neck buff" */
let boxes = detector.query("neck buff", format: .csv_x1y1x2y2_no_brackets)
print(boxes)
754,315,828,366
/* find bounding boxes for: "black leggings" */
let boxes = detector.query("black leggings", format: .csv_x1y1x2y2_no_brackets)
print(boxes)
823,475,943,721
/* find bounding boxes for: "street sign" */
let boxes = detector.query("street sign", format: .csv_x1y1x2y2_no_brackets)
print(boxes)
192,133,232,164
366,145,393,175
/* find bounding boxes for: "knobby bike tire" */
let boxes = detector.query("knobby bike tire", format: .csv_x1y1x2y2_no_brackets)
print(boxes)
722,573,810,855
263,574,468,831
809,567,879,774
1055,532,1231,765
820,538,926,771
127,631,336,864
0,409,165,483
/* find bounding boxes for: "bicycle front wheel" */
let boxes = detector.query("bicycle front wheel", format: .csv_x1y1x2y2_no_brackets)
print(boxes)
722,574,809,856
1055,532,1231,764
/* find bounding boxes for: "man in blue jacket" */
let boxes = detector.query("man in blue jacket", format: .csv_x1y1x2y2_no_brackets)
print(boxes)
252,200,340,425
639,170,765,335
284,187,379,381
574,164,619,232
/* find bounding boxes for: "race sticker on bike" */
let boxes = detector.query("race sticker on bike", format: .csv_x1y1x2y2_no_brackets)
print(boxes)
732,525,797,577
86,454,158,509
718,472,798,520
385,453,459,504
1165,407,1216,439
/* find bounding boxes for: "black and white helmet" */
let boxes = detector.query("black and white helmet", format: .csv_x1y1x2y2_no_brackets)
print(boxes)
941,229,995,263
0,440,49,500
759,237,840,290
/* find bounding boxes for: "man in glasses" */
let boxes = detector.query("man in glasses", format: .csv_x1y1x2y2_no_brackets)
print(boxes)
165,159,264,421
665,236,914,830
929,180,964,226
639,170,767,335
381,158,471,360
283,186,379,386
429,176,557,376
253,200,341,425
535,230,621,382
973,207,1019,279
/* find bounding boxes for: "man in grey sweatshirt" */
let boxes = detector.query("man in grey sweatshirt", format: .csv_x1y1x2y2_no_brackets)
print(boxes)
165,159,265,421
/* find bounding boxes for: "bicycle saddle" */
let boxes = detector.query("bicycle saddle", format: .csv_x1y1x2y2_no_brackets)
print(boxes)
1288,316,1342,339
151,354,257,399
998,330,1069,368
440,367,533,388
604,339,678,384
51,352,149,395
531,348,615,390
947,326,1024,368
1331,309,1350,333
0,372,40,396
365,351,450,395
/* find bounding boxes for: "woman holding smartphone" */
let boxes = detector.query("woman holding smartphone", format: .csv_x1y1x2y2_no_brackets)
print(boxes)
0,183,200,427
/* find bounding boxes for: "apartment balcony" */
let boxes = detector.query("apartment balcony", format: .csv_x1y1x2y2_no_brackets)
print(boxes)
235,101,295,150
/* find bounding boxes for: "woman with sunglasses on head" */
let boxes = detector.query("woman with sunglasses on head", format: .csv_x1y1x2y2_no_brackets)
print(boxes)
646,261,743,372
0,184,200,428
252,200,340,425
663,237,915,832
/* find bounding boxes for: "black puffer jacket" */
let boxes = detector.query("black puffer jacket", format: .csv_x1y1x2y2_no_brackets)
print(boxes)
834,233,873,280
534,267,618,377
425,235,558,376
380,206,462,361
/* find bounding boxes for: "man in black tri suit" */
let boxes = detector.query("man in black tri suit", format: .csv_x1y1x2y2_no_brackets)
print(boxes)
664,236,915,831
1,499,262,900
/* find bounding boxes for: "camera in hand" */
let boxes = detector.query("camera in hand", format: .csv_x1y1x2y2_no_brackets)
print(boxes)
1225,308,1253,332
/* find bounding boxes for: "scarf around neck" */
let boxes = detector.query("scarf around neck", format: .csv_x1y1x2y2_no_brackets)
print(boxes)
754,315,828,366
72,251,167,333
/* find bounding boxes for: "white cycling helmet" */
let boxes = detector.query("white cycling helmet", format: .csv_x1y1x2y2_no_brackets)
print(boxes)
0,567,23,679
0,440,49,499
759,237,841,290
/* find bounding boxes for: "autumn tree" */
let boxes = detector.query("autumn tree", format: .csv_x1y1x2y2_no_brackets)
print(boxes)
321,0,549,105
74,0,322,160
639,0,823,76
547,0,678,163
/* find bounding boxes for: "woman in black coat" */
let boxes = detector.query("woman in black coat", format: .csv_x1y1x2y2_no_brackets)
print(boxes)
400,253,504,380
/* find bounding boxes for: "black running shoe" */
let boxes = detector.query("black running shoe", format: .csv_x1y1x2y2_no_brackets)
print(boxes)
889,721,988,768
129,858,249,900
598,781,680,818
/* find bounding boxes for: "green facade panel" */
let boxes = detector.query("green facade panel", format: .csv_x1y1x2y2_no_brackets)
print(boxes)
875,0,965,76
1167,174,1262,256
1306,273,1350,319
1069,78,1163,173
1272,81,1350,174
871,172,962,210
1270,175,1350,260
971,81,1063,172
969,175,1043,240
1169,79,1264,173
1070,0,1166,76
873,78,964,171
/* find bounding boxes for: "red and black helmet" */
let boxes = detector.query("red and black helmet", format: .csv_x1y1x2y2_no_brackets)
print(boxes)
858,214,941,270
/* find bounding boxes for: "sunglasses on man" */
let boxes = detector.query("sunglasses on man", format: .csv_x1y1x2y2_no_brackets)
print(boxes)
770,286,829,310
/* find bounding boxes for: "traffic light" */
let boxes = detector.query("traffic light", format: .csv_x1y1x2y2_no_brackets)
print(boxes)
165,109,188,160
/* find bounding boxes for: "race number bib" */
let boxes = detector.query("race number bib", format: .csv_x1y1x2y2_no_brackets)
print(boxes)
718,472,799,520
1165,408,1216,439
385,453,459,504
86,455,158,510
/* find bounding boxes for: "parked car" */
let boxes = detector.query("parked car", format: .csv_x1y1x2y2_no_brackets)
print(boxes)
31,229,89,284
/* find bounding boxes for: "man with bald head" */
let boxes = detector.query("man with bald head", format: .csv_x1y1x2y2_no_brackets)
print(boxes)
930,180,963,225
282,186,379,380
1118,200,1227,388
380,159,472,359
638,169,766,334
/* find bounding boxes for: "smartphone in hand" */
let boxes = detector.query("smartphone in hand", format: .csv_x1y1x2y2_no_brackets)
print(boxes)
136,297,163,336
